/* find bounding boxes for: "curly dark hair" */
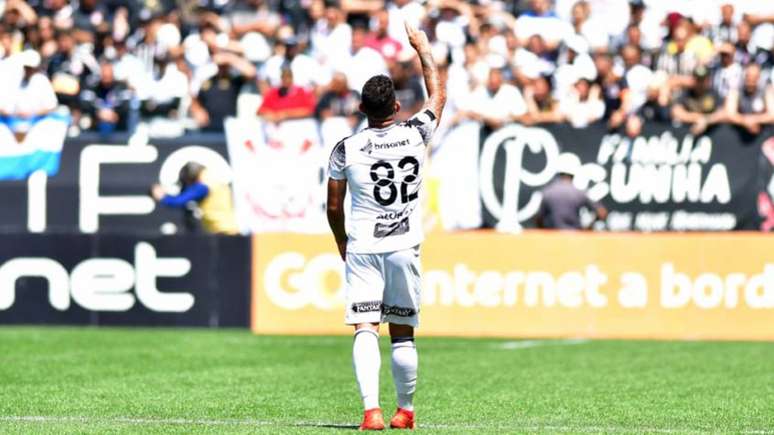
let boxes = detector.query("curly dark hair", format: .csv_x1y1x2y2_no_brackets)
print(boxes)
361,75,396,120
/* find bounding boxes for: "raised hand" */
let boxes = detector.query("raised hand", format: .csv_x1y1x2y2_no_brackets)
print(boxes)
404,21,431,53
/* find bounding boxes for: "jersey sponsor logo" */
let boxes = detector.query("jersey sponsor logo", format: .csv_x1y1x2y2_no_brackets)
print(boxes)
351,300,382,313
374,217,410,238
376,210,407,220
382,304,416,317
360,139,373,155
374,139,411,150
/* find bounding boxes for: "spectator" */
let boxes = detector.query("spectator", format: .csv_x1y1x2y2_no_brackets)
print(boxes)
389,55,424,120
559,74,605,128
227,0,282,39
684,19,715,66
46,30,98,124
346,24,388,93
2,0,37,30
706,3,738,45
536,154,608,230
569,0,607,51
386,0,425,49
2,50,57,122
316,71,362,128
432,2,472,56
191,51,257,132
151,161,238,235
310,1,351,73
726,64,774,134
524,75,563,124
513,34,556,83
34,0,74,26
138,55,188,123
609,44,659,126
257,67,316,123
71,0,108,34
452,41,488,91
262,32,326,90
515,0,572,50
655,20,698,89
593,52,624,122
464,67,529,130
671,66,727,135
712,42,743,99
79,62,132,136
734,20,757,66
627,0,661,53
35,17,58,59
553,33,595,100
112,38,144,89
365,10,401,63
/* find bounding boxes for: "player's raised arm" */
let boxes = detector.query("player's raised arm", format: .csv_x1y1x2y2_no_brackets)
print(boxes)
405,21,446,125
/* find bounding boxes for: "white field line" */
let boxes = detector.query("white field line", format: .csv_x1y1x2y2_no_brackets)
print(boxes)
498,338,590,350
1,416,772,434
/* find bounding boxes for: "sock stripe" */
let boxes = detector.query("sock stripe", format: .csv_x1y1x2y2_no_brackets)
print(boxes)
354,329,379,340
391,336,415,344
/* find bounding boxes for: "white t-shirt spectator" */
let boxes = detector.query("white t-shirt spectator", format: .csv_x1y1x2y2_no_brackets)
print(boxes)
559,85,605,128
578,19,610,50
262,53,328,89
345,47,388,93
388,2,425,49
311,21,352,68
624,65,654,114
469,83,527,121
515,13,573,46
3,72,57,116
0,56,22,97
152,63,188,104
556,0,629,35
513,48,556,79
553,54,597,100
435,17,468,50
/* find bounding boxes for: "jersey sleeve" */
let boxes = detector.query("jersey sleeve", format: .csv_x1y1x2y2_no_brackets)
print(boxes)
405,109,438,146
328,140,347,180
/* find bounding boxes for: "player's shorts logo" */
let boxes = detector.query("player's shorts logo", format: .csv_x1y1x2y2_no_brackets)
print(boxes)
374,217,410,238
351,300,382,313
382,304,416,317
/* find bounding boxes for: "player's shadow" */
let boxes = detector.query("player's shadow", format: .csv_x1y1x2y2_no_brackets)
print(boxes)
294,423,360,430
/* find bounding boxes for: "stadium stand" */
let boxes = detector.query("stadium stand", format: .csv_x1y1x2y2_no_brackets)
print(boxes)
0,0,773,233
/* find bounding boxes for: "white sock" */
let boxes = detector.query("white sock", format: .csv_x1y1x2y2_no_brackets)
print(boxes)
353,329,381,410
391,338,417,411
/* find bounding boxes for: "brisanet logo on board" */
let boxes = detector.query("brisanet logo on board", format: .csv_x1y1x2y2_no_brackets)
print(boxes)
0,242,195,312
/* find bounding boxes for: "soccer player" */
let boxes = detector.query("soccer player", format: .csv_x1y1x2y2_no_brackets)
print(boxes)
326,22,446,431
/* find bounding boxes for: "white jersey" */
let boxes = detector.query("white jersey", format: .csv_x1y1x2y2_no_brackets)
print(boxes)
329,109,437,254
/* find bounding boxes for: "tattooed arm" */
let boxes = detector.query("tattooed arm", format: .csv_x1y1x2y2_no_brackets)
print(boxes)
405,22,447,125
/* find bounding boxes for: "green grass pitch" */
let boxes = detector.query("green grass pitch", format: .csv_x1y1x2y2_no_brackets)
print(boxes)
0,327,772,434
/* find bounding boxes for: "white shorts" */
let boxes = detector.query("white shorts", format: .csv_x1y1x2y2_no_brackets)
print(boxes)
344,246,421,327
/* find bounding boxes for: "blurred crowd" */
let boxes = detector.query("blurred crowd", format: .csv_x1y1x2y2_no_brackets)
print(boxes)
1,0,774,138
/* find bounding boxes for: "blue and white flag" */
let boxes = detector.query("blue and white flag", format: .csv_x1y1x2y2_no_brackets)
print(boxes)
0,112,70,180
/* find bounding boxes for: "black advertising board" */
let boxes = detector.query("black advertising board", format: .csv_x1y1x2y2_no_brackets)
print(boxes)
0,233,251,327
0,133,231,234
478,122,773,231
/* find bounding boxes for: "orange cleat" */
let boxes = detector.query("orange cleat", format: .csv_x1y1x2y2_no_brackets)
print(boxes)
389,408,415,429
359,408,385,431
